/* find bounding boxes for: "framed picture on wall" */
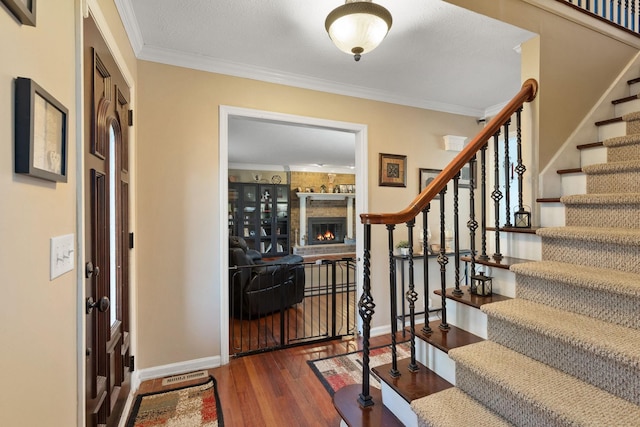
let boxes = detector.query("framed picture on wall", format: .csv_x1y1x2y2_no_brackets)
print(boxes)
1,0,36,26
419,168,442,200
459,162,477,188
14,77,68,182
379,153,407,187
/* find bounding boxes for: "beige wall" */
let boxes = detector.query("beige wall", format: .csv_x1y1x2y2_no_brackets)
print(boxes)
0,0,136,424
136,59,482,368
447,0,637,169
0,2,77,425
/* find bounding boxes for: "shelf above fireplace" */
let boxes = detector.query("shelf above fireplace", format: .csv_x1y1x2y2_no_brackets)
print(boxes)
296,192,355,201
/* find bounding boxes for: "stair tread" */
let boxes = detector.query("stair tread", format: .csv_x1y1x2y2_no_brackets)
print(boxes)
576,141,604,150
612,94,639,104
333,385,403,427
372,358,453,403
556,167,582,174
411,388,514,427
482,299,640,364
450,341,640,426
537,225,640,245
510,260,640,297
413,320,484,353
594,116,623,126
604,133,640,147
536,197,561,203
434,286,511,309
561,192,640,205
460,255,533,270
486,226,540,234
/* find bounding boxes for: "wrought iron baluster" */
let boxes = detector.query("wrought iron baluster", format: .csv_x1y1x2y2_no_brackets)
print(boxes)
479,142,489,260
437,187,449,331
515,107,526,217
467,156,479,291
405,220,419,372
358,224,375,408
421,205,432,335
386,224,400,378
491,131,503,260
453,172,463,296
503,118,512,227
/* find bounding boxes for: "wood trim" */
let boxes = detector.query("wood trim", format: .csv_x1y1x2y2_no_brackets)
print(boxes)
612,94,639,105
360,79,538,225
595,116,623,126
557,168,582,174
576,141,603,150
536,197,561,203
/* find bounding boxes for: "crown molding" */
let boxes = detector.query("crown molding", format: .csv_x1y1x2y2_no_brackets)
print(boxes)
114,0,144,55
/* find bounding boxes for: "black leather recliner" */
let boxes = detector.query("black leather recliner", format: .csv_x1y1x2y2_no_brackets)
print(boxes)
229,236,305,318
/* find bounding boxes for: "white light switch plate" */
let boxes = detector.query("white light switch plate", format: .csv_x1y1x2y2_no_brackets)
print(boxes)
51,234,75,280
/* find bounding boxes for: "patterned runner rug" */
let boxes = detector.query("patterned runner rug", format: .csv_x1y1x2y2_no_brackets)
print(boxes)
307,342,410,396
126,375,224,427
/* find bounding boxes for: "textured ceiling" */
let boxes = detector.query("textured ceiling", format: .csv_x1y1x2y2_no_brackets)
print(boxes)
116,0,536,168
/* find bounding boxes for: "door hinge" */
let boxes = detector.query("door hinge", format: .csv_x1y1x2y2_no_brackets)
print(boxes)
130,355,135,372
128,109,133,127
129,232,134,249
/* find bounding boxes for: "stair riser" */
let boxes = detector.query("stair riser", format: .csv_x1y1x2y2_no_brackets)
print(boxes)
380,382,418,427
561,173,586,197
586,170,640,193
515,274,640,330
627,118,640,134
414,339,456,385
580,146,607,168
538,203,565,227
454,365,562,427
565,203,640,229
608,143,640,162
488,232,541,262
615,98,640,117
487,316,640,406
599,121,626,141
541,237,640,274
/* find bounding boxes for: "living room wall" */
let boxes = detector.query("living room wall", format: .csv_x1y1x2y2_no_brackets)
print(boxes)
135,59,482,370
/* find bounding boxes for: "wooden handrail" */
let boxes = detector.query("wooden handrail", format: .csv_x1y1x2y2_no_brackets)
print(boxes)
361,78,538,225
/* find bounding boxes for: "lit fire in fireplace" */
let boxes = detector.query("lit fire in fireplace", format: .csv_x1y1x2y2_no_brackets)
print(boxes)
316,230,336,241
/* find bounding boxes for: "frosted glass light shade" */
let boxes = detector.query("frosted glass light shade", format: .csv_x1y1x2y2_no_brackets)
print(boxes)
325,1,392,61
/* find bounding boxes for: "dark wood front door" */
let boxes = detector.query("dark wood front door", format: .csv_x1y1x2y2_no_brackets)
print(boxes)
84,15,131,427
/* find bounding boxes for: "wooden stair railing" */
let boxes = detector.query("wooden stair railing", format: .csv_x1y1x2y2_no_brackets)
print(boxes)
340,79,538,421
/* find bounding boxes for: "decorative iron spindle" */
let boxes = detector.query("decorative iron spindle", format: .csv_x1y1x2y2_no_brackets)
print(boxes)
452,173,463,296
421,205,432,335
386,224,400,378
467,156,479,288
437,187,449,331
503,118,512,227
491,131,503,260
479,142,489,260
405,220,419,372
358,224,375,408
515,107,526,215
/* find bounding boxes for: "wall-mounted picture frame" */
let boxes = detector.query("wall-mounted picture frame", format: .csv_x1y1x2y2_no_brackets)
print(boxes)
379,153,406,187
419,168,443,200
14,77,68,182
459,162,477,188
1,0,36,26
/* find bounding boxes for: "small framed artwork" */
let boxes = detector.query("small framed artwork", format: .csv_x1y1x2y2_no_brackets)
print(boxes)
14,77,68,182
459,163,477,188
379,153,406,187
1,0,36,26
419,168,442,200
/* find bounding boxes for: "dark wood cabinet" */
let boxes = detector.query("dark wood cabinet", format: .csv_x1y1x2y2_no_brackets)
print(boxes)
229,183,290,256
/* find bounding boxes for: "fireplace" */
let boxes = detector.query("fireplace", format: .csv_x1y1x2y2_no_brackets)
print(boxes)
308,217,346,245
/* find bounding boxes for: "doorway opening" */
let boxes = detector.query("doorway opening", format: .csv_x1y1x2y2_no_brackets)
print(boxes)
219,106,368,363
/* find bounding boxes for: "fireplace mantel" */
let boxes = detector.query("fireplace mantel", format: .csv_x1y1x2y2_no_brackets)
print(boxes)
296,192,355,246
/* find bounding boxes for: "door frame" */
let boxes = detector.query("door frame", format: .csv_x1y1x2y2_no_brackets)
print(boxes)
76,1,137,425
218,106,368,364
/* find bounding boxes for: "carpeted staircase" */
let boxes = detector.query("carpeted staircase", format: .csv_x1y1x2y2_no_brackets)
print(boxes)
410,113,640,425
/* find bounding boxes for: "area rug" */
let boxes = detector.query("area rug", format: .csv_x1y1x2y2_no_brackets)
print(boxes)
126,375,224,427
307,342,411,396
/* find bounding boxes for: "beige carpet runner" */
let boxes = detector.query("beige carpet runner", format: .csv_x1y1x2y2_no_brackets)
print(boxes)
411,113,640,425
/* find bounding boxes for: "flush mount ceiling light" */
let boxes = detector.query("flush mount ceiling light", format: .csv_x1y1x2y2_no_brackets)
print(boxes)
325,0,392,62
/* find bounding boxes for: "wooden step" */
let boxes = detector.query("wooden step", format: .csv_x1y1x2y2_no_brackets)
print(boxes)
372,358,453,403
627,77,640,85
487,226,540,235
576,141,604,150
612,94,639,105
595,116,623,126
434,286,511,310
333,385,404,427
413,320,484,353
460,255,533,270
556,167,582,174
536,197,561,203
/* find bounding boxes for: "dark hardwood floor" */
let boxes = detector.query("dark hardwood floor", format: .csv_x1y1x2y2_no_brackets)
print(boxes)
134,334,397,426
